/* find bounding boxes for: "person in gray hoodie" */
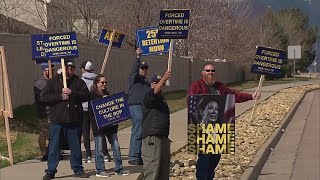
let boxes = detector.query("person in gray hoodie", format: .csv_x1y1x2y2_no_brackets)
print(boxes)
80,61,112,163
80,61,97,163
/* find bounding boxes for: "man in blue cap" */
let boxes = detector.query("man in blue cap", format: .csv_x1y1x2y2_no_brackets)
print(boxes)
141,71,172,180
34,64,54,161
128,48,151,165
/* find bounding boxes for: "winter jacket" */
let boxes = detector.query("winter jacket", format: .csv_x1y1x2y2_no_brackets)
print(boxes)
127,57,151,105
81,72,97,111
88,91,118,137
142,89,170,139
41,74,89,125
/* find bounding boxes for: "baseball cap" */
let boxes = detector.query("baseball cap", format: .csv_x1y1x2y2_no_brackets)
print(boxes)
80,61,94,71
65,60,76,68
140,61,149,68
151,75,162,83
41,64,54,70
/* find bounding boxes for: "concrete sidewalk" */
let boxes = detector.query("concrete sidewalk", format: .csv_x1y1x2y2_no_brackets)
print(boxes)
0,80,319,180
258,90,320,180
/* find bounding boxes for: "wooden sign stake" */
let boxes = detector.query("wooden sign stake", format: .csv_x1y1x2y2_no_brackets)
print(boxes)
100,30,116,74
48,60,53,79
250,75,265,122
61,58,67,88
166,39,174,86
0,46,14,165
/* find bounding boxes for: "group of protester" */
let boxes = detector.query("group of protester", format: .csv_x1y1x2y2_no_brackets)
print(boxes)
34,47,260,180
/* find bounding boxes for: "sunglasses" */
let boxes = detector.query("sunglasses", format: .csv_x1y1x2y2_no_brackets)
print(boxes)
140,67,148,70
99,81,107,84
204,69,215,72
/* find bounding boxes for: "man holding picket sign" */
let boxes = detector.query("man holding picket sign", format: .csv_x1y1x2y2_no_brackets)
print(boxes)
41,60,90,179
188,63,261,179
31,32,90,179
127,48,151,165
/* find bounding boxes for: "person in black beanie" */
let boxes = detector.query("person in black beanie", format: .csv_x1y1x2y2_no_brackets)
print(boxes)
142,71,172,180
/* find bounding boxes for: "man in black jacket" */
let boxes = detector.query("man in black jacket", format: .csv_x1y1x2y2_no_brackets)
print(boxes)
128,48,151,165
41,60,89,180
142,71,171,180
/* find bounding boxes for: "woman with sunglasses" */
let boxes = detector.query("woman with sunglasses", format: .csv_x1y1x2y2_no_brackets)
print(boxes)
89,74,130,177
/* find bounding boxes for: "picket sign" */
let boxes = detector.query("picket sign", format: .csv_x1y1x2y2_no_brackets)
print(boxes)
100,30,116,74
0,46,14,165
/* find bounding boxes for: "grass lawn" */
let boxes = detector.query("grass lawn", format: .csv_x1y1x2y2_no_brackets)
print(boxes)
0,76,310,168
0,105,40,168
0,131,39,168
227,77,310,90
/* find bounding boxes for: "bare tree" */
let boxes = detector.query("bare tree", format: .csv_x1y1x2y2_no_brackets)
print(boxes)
109,0,164,48
0,0,25,32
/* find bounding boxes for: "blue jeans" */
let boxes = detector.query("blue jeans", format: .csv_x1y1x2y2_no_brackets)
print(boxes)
129,105,143,161
196,154,221,180
45,124,83,175
95,133,123,173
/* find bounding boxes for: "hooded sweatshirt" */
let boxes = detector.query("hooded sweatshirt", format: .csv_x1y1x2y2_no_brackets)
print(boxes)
81,72,97,111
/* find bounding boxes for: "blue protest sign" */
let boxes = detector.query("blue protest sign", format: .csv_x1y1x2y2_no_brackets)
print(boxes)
158,9,190,39
31,32,79,60
91,91,131,129
136,27,170,55
98,29,125,48
35,59,61,64
251,46,286,75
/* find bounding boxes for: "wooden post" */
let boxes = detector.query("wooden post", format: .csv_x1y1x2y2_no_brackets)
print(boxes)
60,58,67,88
48,60,53,79
4,116,13,165
166,39,174,86
100,30,116,74
0,46,14,165
250,75,265,122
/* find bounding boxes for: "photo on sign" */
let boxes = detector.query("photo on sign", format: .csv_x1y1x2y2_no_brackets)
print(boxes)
188,95,235,155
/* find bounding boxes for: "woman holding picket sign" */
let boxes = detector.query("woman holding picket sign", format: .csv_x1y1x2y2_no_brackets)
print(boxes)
88,74,130,177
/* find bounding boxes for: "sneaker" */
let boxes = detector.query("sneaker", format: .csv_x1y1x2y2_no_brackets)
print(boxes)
116,169,130,176
83,157,93,163
43,173,55,180
96,171,110,177
73,172,89,178
41,154,48,162
104,156,112,162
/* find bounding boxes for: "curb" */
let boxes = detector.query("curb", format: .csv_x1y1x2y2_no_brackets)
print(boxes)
240,87,320,180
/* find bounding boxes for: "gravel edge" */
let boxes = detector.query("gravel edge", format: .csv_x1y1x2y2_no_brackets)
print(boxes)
240,87,320,180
